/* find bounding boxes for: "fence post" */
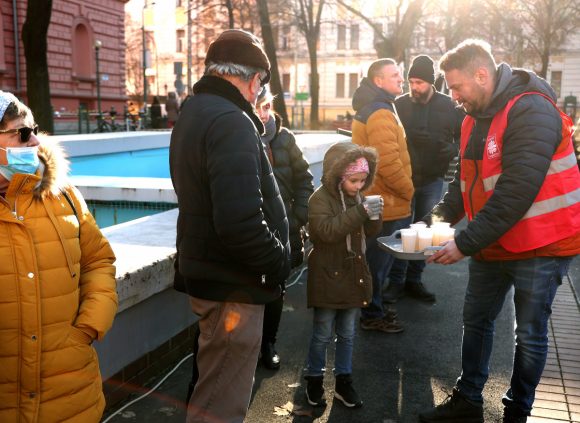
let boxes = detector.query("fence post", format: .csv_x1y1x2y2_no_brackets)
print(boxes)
78,106,83,134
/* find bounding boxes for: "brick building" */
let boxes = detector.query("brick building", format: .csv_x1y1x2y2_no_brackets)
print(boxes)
0,0,128,116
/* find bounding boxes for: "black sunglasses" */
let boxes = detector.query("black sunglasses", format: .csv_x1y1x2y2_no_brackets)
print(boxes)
0,125,39,142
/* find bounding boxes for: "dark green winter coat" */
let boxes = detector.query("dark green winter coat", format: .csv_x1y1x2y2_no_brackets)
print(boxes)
307,142,381,309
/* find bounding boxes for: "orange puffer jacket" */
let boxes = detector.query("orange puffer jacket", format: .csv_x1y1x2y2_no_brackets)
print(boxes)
0,140,117,423
352,106,414,220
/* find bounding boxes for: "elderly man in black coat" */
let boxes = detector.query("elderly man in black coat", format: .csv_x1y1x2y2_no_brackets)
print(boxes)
170,29,290,423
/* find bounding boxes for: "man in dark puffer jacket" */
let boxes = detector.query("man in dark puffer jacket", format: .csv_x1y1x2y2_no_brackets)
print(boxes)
419,40,580,423
387,54,463,304
169,29,290,423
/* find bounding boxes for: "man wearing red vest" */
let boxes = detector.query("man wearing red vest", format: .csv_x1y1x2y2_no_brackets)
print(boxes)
419,40,580,423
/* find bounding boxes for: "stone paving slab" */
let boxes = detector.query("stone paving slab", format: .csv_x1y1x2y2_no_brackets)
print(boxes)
531,265,580,423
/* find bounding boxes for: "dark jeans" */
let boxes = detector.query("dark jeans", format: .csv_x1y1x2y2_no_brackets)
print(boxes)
389,178,444,286
361,218,410,320
456,257,571,415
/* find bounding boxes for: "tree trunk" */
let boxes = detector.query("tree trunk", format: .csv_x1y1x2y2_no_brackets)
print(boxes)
308,42,319,129
256,0,289,126
22,0,53,133
539,47,550,79
225,0,235,28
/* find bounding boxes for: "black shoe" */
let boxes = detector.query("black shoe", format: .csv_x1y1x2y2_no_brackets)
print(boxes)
334,374,362,408
418,388,483,422
405,282,436,303
503,407,528,423
261,342,280,370
383,283,405,303
305,375,326,406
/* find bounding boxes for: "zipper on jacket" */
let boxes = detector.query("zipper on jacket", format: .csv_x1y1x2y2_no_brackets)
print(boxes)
261,274,266,285
10,176,29,220
467,134,486,261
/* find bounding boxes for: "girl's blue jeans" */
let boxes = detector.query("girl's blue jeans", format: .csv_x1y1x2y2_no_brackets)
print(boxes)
306,307,358,377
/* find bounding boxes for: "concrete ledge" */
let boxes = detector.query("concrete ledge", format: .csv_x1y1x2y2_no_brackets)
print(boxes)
56,131,171,157
101,208,178,312
72,176,177,203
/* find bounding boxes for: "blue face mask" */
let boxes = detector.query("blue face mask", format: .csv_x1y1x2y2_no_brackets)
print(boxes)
0,146,40,180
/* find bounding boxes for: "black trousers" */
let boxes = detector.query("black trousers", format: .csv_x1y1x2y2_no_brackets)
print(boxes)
262,294,284,345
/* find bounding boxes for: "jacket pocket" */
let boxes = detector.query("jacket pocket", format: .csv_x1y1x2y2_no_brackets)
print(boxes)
68,326,94,346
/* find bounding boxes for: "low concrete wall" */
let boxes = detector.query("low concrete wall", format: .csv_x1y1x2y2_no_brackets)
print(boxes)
69,131,350,382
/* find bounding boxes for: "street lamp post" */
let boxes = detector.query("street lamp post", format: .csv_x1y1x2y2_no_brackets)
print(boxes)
95,39,102,131
142,0,155,124
142,3,148,114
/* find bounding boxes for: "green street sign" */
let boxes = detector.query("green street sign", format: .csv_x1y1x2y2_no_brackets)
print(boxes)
295,92,309,101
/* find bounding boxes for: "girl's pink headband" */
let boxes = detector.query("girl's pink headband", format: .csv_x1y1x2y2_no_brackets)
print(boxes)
343,157,369,178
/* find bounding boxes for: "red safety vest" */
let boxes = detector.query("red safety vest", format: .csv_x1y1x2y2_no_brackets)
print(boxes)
460,92,580,253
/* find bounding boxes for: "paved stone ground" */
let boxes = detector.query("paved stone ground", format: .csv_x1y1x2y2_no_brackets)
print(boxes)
102,255,579,423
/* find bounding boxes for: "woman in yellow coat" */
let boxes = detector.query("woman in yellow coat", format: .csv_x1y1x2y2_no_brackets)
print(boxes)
0,92,118,422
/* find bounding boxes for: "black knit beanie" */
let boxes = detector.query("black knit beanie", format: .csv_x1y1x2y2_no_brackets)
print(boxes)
205,29,271,85
408,55,435,84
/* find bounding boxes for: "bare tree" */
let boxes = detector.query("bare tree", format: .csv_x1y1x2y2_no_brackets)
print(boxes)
125,14,144,102
256,0,290,125
335,0,425,61
516,0,579,78
22,0,54,133
293,0,326,129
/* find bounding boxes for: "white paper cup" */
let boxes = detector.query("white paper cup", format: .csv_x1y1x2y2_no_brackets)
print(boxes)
400,229,417,253
441,227,456,243
410,223,427,249
417,228,434,251
365,195,382,220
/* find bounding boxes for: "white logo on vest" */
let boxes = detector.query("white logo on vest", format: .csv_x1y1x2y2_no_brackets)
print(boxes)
486,135,500,159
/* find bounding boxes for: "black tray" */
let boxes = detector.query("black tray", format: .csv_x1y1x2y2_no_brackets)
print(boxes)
377,230,443,260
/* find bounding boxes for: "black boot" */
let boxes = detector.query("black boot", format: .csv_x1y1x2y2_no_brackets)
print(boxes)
304,375,326,406
260,342,280,370
503,407,528,423
418,388,483,422
383,283,405,303
334,374,362,408
405,282,436,303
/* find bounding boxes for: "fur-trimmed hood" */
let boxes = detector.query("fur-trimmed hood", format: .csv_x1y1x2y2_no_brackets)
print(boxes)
321,142,378,197
34,137,70,198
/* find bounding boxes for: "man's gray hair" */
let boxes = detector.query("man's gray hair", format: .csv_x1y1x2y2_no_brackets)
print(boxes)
205,61,267,83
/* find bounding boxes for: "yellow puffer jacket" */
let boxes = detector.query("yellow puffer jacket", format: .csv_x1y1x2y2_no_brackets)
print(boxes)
0,140,117,423
352,107,414,220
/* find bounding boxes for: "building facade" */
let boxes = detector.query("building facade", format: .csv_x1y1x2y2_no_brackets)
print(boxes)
0,0,128,118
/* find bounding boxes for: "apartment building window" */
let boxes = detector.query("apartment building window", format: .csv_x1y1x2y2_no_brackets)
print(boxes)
350,24,359,50
337,24,346,50
281,25,291,51
550,71,562,99
72,23,91,78
282,73,291,93
349,73,358,97
176,29,185,52
336,73,345,98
